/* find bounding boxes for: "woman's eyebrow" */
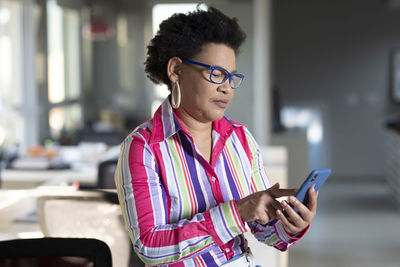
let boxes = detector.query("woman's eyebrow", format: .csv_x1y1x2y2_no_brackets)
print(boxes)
216,64,237,73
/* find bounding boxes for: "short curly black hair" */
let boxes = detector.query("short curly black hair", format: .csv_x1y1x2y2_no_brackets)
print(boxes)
144,6,246,90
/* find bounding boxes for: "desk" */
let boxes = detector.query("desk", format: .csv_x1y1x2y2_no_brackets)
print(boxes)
0,189,42,241
1,166,98,189
0,187,88,241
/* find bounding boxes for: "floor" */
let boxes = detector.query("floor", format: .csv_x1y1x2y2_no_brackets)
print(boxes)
288,178,400,267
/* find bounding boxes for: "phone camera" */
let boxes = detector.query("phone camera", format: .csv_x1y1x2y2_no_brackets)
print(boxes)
311,174,318,182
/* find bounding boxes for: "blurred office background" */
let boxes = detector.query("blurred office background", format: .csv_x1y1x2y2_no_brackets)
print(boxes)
1,0,400,266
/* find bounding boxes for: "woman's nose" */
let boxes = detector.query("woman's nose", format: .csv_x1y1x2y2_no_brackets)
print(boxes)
217,79,231,94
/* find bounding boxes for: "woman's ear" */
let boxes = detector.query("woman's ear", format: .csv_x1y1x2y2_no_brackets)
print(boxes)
167,57,183,84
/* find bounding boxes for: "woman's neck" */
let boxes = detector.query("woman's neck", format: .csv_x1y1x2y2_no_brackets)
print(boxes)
175,108,213,162
175,108,212,137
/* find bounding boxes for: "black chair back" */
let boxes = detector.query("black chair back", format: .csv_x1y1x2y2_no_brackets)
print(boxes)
0,237,112,267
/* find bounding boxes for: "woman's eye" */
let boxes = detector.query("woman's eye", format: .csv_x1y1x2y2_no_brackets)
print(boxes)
212,70,223,77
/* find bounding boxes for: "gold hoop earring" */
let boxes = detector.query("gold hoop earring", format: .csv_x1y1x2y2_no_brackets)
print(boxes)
171,82,181,109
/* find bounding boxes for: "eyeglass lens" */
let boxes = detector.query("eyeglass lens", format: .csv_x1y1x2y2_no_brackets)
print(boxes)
230,75,243,88
210,68,243,89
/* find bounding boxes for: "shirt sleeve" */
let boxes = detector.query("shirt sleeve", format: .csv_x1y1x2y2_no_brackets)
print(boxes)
115,133,246,266
244,128,308,251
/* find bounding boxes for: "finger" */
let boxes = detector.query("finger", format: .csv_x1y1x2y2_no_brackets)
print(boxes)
291,196,313,222
307,186,318,214
270,182,280,190
269,188,297,198
276,210,298,234
282,199,304,226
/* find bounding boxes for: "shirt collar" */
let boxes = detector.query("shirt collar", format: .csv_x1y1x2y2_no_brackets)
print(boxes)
149,98,246,144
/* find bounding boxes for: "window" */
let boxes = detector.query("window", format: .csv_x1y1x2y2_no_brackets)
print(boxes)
46,0,83,139
0,1,25,148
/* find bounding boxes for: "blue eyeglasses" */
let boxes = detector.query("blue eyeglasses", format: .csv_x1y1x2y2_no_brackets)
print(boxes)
182,59,244,89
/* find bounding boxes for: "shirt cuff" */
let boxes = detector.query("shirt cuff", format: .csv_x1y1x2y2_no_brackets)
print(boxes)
204,200,247,246
273,220,310,243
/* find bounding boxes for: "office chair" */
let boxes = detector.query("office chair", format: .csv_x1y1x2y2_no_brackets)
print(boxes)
0,237,112,267
37,190,144,267
97,159,118,189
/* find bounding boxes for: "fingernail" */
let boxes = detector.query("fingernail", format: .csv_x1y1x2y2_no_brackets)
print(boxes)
276,210,281,215
282,200,288,207
311,185,315,192
289,196,296,203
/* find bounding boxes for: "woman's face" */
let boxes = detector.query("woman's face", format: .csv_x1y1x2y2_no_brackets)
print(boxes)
178,43,236,123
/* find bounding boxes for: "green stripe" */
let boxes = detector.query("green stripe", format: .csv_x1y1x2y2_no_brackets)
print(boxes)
226,139,251,197
246,135,267,190
166,137,191,218
135,237,214,265
265,235,279,246
220,202,242,236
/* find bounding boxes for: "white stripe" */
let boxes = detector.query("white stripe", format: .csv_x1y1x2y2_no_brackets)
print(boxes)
143,141,167,226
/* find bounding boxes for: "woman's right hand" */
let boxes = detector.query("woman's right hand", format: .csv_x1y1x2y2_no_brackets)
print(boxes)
236,183,296,224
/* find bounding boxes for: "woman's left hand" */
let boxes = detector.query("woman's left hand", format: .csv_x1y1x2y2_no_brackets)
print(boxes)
276,186,319,234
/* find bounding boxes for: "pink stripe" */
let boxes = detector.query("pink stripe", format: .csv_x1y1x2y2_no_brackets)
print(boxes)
229,201,246,233
140,221,212,248
149,104,165,144
194,256,207,267
233,128,252,166
128,138,156,239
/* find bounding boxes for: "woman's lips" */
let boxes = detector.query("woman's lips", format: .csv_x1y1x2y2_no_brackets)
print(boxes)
213,99,229,108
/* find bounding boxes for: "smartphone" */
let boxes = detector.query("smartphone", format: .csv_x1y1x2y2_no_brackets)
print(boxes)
284,168,331,216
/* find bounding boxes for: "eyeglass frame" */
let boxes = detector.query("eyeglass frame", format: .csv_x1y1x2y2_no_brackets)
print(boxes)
182,59,244,89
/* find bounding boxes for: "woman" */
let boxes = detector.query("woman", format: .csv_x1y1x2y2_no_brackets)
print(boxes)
115,7,317,267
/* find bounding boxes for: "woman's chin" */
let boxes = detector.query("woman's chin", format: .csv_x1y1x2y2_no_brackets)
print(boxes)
207,110,226,122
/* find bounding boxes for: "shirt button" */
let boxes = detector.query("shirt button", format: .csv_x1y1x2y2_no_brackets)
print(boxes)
211,177,216,182
225,248,230,253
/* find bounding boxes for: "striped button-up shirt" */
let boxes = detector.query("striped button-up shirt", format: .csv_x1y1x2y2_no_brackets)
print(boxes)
115,99,306,267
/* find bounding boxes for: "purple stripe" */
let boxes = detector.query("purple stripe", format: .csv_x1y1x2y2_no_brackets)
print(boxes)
218,205,235,240
230,138,252,192
144,144,166,223
179,131,207,212
222,153,241,200
201,251,218,266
